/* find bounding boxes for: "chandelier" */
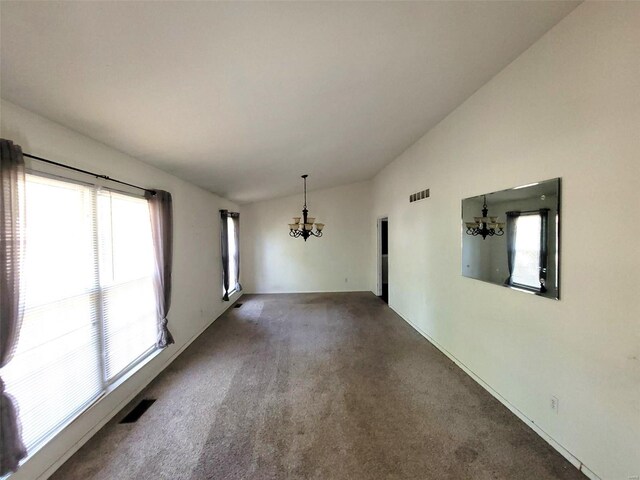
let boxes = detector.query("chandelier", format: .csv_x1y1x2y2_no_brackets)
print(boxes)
465,195,505,239
288,174,324,241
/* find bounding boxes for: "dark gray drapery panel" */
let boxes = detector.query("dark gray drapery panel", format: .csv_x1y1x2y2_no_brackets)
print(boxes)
504,211,520,285
220,210,241,301
146,190,174,348
538,208,550,293
0,139,27,475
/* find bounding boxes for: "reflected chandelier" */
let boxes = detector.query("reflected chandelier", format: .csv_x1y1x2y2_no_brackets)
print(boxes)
465,195,505,239
288,175,324,241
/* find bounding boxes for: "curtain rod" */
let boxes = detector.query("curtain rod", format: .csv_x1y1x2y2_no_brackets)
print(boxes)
23,152,156,195
506,208,551,215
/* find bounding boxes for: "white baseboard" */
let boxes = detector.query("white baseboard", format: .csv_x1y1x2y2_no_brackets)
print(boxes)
391,306,601,480
36,293,242,480
243,289,371,294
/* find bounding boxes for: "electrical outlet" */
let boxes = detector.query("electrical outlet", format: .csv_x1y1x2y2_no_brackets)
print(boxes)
345,277,348,283
550,396,559,414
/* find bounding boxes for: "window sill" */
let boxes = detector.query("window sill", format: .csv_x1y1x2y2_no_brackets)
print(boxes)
509,282,542,294
106,346,162,394
10,346,163,479
225,287,242,300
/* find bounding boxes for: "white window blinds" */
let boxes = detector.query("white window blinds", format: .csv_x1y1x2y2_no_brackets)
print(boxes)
227,215,238,294
97,190,156,381
0,174,157,454
512,213,542,289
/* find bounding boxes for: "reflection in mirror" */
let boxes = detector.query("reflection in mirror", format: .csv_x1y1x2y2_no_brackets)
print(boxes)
461,178,560,299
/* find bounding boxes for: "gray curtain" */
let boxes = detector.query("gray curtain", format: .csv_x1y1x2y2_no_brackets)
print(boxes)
504,211,520,285
538,209,550,293
220,210,231,301
146,190,174,348
0,139,27,475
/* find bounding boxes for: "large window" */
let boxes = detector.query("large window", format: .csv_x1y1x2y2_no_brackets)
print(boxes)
0,173,157,454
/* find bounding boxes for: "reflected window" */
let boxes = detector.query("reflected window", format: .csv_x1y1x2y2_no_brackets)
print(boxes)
507,209,549,292
512,214,542,288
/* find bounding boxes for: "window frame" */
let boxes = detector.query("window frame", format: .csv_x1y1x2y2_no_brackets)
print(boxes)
4,169,160,461
509,210,549,294
95,187,158,384
226,215,238,296
220,210,241,299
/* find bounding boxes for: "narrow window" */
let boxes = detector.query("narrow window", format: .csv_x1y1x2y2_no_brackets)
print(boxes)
220,210,240,300
227,215,238,295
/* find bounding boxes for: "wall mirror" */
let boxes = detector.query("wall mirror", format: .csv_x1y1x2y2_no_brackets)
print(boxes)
461,178,560,299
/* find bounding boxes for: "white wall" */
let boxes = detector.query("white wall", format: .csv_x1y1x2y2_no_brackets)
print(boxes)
369,3,639,480
241,181,371,293
1,100,241,480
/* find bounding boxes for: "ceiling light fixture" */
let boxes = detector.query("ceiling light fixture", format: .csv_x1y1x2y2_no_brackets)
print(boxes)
289,174,324,241
465,195,505,239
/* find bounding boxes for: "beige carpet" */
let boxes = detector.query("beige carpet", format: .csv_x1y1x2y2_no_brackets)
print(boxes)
51,292,585,480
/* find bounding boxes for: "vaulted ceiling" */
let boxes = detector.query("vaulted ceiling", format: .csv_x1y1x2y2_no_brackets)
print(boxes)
1,1,579,204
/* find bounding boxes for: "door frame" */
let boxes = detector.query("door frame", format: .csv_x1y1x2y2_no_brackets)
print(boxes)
377,216,388,297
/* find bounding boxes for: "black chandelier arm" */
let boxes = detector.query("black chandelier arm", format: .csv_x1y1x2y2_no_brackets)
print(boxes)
289,226,323,240
464,194,505,240
466,226,504,238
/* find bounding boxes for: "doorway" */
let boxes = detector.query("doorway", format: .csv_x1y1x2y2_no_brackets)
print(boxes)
378,217,388,303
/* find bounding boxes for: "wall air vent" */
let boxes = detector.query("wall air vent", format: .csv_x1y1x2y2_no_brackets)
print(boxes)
120,399,156,424
409,189,430,203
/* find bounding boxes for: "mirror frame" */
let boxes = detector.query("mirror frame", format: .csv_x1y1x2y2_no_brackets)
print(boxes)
461,178,561,300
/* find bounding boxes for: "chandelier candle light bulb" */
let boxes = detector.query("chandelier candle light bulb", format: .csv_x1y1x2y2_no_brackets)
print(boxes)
289,174,325,241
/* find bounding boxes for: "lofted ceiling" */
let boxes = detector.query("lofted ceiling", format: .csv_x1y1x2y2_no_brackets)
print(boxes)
0,1,579,204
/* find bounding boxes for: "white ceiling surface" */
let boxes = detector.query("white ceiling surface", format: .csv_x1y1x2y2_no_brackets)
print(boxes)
1,1,579,204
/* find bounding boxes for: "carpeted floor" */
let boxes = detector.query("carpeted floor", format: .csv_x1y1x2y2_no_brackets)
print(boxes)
51,293,585,480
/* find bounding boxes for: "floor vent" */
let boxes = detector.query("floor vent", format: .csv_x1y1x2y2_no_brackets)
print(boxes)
234,303,243,308
120,399,156,424
409,188,430,203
